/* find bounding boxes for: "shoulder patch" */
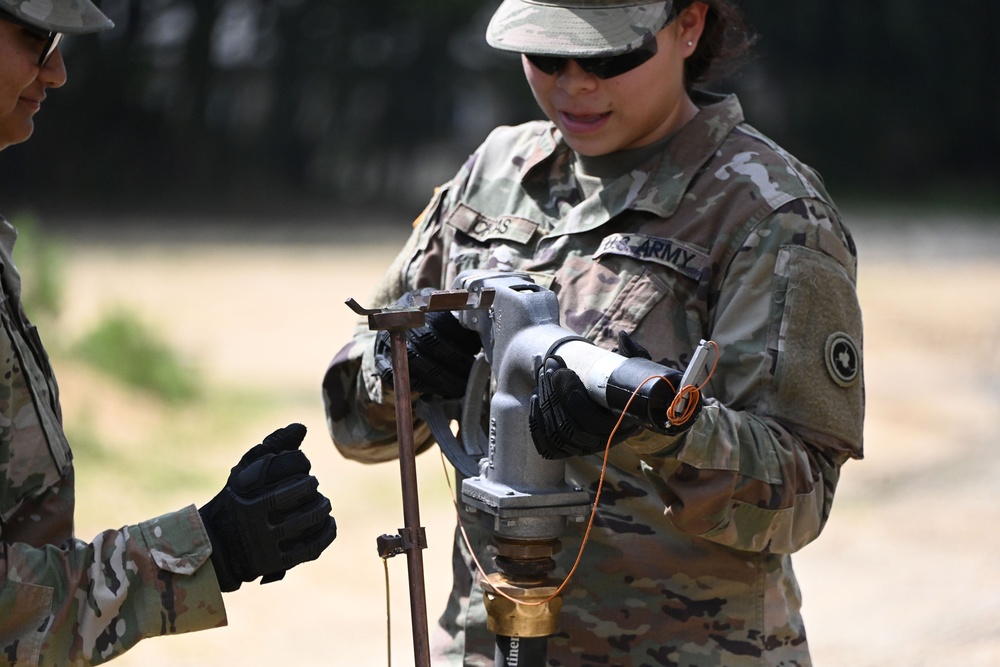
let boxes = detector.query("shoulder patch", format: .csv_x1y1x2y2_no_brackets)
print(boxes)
825,332,860,387
594,233,708,280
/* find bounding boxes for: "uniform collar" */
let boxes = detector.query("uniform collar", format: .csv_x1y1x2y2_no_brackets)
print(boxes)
519,92,745,221
0,216,20,297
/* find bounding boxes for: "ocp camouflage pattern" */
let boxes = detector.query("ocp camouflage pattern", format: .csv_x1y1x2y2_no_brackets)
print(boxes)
0,218,226,666
0,0,113,35
323,92,864,666
488,0,672,56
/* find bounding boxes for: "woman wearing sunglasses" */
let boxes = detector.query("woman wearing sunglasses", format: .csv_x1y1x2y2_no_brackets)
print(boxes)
325,1,864,665
0,2,338,664
0,3,77,150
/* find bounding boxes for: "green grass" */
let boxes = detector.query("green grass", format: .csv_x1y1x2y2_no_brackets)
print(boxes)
12,216,203,404
69,308,202,403
64,380,298,517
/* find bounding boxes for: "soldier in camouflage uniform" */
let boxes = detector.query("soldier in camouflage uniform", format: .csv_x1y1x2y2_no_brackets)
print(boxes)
0,2,337,664
323,1,864,665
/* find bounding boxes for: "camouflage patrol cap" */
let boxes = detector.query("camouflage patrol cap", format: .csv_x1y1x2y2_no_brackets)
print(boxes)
0,0,113,34
487,0,673,57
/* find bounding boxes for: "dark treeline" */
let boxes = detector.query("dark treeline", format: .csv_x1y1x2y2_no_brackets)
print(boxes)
3,0,997,217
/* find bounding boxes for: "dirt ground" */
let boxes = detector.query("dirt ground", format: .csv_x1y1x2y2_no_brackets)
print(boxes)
48,213,1000,666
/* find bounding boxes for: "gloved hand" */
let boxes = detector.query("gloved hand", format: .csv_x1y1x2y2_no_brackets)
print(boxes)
374,290,482,400
613,330,704,437
199,423,337,593
528,355,640,460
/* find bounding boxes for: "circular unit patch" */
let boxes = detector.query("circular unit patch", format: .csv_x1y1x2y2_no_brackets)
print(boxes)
825,332,860,387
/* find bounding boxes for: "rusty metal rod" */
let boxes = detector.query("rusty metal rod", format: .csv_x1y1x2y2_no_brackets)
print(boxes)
388,329,431,667
346,291,496,667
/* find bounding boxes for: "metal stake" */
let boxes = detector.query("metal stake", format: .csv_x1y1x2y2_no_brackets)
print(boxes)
347,289,494,667
388,327,431,667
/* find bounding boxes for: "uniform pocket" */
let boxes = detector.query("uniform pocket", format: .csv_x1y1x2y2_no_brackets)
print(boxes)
576,267,671,347
557,250,703,357
0,579,53,666
0,311,72,527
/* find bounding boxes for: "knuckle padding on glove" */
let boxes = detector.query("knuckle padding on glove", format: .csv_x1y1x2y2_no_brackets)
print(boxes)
530,357,638,459
267,475,321,517
405,331,472,394
406,312,480,395
281,525,335,567
200,425,336,592
233,451,311,493
219,476,327,565
551,370,615,433
375,302,482,399
235,443,270,468
275,495,333,545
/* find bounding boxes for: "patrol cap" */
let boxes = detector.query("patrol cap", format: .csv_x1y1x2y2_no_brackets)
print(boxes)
0,0,113,34
487,0,673,58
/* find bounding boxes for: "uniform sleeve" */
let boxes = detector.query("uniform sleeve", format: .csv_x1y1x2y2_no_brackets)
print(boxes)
0,504,226,665
322,184,454,463
626,199,864,554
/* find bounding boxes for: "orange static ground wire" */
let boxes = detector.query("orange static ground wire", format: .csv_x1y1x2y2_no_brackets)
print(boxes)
440,340,720,609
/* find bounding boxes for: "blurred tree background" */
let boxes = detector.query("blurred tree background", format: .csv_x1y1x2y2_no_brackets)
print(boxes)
2,0,997,219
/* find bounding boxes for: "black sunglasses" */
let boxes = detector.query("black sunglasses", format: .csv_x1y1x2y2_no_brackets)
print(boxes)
525,37,660,80
0,9,64,67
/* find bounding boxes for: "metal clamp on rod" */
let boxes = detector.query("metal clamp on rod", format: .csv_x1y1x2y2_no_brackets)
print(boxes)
376,527,429,559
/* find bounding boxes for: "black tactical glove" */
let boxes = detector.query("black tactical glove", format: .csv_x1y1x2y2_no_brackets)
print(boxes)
374,290,482,400
529,355,641,460
199,423,337,593
613,330,704,437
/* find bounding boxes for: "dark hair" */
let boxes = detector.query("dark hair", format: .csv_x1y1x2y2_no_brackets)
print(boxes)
675,0,757,89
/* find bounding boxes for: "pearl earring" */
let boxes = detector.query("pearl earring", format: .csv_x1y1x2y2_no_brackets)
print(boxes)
687,41,694,47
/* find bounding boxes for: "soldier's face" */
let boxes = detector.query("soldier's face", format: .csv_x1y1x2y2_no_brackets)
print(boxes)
0,18,66,150
522,6,706,157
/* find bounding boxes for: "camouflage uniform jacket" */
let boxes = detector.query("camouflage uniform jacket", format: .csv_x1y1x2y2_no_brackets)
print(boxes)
0,218,226,666
323,93,865,667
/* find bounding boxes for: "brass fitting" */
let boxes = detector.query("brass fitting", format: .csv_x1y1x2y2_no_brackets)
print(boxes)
481,572,562,638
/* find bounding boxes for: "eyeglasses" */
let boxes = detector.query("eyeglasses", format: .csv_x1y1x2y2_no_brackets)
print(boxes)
0,9,64,67
525,37,659,80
